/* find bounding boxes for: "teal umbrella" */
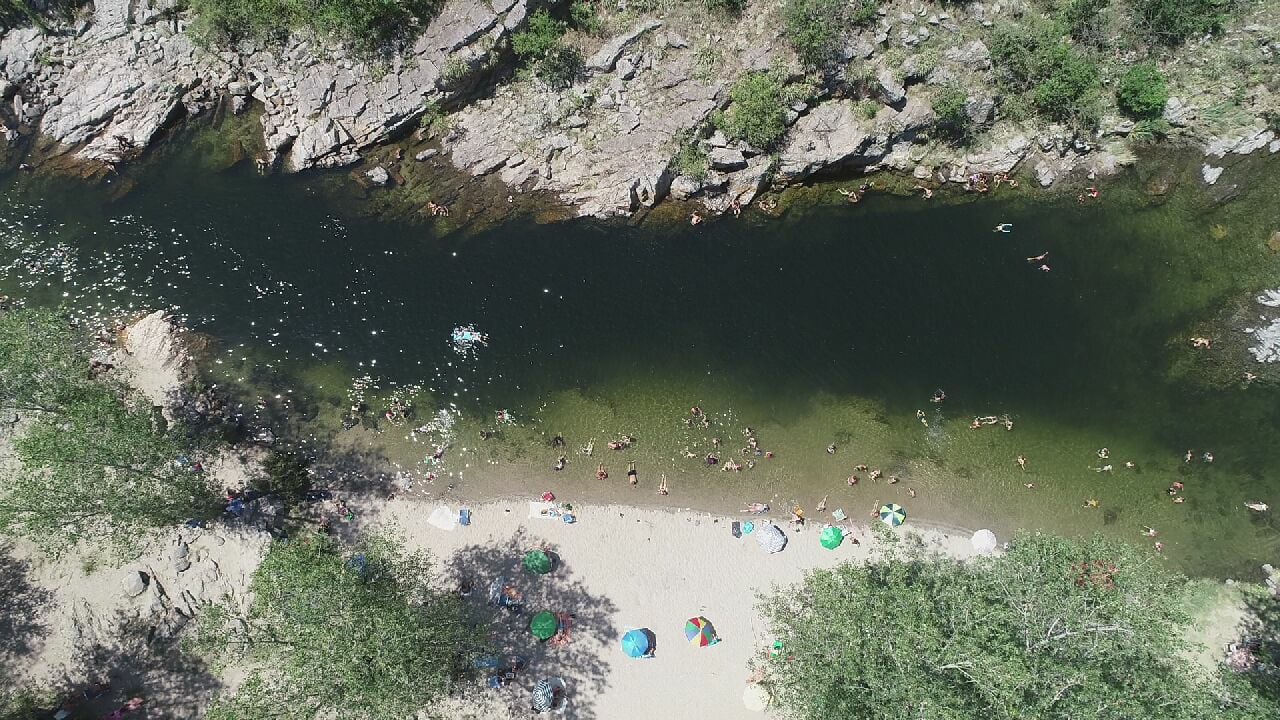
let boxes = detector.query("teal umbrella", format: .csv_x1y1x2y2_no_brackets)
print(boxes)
820,525,844,549
524,550,553,575
879,503,906,527
530,610,559,640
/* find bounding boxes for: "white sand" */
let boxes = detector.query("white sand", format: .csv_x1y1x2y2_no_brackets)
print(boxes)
371,499,984,719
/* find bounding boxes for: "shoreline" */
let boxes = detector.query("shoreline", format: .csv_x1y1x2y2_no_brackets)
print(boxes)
2,0,1278,223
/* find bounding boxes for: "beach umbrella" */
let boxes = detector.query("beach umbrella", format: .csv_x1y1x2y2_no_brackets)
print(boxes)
523,549,553,575
819,525,844,549
879,503,907,527
756,523,787,553
531,679,555,713
971,529,998,554
685,616,717,647
743,684,770,712
530,610,559,640
621,629,652,658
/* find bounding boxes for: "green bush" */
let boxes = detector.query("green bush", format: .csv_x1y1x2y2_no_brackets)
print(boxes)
1057,0,1110,44
671,134,710,180
569,0,602,34
257,451,312,505
782,0,877,68
1116,62,1169,118
704,0,748,14
188,0,441,57
931,86,972,141
539,45,584,88
1129,0,1232,45
990,22,1101,127
718,71,789,150
513,10,581,87
513,10,567,59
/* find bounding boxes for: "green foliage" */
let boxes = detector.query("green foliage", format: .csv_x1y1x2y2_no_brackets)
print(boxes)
193,532,480,719
931,86,973,141
782,0,877,68
0,310,220,553
512,10,581,88
703,0,748,15
188,0,441,56
1116,62,1169,118
671,133,709,180
513,9,566,60
990,22,1101,128
1128,0,1232,45
0,0,84,33
718,70,789,150
760,533,1262,720
256,451,312,505
539,45,584,89
569,0,602,34
0,688,51,720
1056,0,1110,44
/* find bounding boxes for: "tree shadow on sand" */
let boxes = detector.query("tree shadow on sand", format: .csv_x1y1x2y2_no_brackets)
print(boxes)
0,542,54,678
442,527,619,720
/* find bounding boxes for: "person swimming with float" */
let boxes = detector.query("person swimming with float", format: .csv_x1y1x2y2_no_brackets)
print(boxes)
993,223,1013,233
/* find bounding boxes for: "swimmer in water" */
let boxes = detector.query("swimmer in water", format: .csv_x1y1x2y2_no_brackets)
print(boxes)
993,223,1013,233
916,409,928,427
627,461,638,486
1026,251,1049,263
596,463,608,481
930,389,946,403
1016,455,1027,471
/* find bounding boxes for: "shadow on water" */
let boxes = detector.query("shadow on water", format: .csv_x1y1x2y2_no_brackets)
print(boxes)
2,141,1279,577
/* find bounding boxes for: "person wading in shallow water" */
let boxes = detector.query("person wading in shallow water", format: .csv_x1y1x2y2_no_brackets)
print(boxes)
627,461,638,486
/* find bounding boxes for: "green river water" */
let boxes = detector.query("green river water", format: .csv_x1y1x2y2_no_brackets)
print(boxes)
2,130,1279,578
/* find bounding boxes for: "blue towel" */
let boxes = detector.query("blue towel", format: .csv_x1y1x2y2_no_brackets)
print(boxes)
561,513,576,524
459,508,472,526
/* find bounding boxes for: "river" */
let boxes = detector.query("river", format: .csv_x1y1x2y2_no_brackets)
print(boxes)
2,128,1279,578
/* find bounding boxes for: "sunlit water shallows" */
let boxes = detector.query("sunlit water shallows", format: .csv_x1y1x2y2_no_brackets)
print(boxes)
2,140,1279,578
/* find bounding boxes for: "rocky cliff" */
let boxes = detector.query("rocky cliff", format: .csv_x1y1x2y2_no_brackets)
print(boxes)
1,0,1278,218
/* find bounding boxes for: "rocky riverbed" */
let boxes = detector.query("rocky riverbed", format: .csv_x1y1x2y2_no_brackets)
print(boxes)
1,0,1279,217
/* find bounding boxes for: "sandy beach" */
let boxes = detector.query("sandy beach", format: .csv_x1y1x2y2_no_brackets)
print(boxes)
369,499,984,719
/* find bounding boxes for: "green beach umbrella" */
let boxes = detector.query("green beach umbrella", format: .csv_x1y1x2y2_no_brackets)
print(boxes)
879,503,907,527
530,610,559,640
524,550,553,575
819,525,844,549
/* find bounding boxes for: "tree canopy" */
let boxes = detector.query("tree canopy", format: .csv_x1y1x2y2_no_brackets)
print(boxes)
759,532,1272,720
0,308,220,553
192,531,480,720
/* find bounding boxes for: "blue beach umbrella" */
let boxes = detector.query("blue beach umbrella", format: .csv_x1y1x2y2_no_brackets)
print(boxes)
621,629,653,658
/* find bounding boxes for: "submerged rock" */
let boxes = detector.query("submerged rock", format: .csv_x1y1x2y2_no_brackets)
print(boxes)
365,165,391,186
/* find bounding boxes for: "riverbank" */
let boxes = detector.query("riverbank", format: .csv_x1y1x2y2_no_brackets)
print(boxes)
1,0,1279,221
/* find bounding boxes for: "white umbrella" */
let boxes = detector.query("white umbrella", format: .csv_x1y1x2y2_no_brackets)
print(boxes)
743,683,770,712
756,523,787,554
970,529,998,554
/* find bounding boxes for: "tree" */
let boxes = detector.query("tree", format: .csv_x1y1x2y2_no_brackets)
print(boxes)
1116,62,1169,118
0,309,221,553
512,10,582,88
191,532,479,719
759,532,1266,719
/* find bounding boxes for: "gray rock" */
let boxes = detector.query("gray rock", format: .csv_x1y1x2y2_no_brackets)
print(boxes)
1034,160,1056,187
174,557,192,573
230,96,249,115
1164,97,1194,127
123,571,147,597
669,174,703,200
563,115,588,129
665,32,688,49
1201,164,1223,185
964,95,994,125
708,147,747,171
173,541,189,559
616,57,637,81
587,20,662,73
876,68,906,106
414,148,439,162
227,81,251,97
708,130,729,148
1100,116,1135,136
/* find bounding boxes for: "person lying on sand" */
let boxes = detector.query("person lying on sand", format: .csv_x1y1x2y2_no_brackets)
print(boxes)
744,503,769,514
657,473,669,495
